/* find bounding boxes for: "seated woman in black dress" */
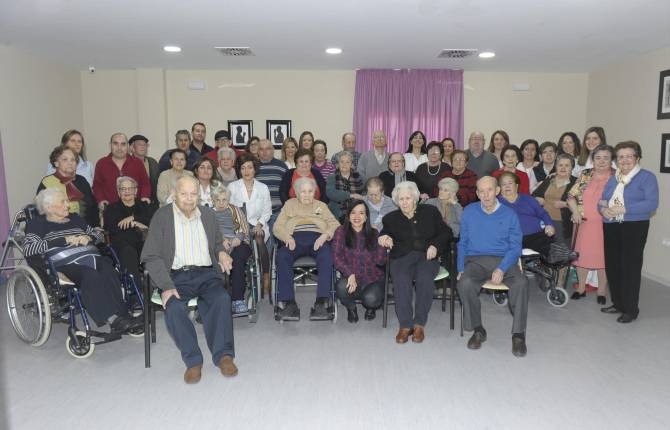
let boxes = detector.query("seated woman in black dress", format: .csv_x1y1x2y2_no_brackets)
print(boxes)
24,188,142,333
103,176,154,289
333,199,387,323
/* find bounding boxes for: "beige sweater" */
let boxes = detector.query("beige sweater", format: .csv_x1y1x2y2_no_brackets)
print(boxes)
272,198,340,242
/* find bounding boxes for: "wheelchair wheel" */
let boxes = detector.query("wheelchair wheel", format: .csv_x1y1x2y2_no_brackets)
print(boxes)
66,331,95,358
6,265,52,346
547,287,569,308
492,291,508,307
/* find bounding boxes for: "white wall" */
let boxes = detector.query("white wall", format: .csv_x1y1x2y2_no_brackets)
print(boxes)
586,47,670,285
0,45,83,217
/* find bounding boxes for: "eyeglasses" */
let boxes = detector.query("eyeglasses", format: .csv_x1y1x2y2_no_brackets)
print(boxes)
119,187,137,192
617,154,637,160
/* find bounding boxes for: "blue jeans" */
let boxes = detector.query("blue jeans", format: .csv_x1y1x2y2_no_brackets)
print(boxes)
276,232,333,301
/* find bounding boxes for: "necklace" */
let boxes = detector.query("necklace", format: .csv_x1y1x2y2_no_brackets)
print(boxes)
427,163,441,176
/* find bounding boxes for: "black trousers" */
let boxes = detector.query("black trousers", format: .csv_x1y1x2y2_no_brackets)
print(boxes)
165,268,234,369
603,221,649,316
389,251,439,329
522,231,553,257
335,278,384,310
230,243,252,300
58,258,126,326
111,240,143,289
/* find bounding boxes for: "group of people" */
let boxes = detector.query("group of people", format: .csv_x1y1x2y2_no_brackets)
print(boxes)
26,123,658,383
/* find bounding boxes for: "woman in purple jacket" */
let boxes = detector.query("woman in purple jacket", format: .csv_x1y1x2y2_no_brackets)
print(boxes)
599,141,659,323
333,199,387,323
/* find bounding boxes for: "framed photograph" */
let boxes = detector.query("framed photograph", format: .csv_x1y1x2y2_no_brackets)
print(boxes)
228,120,253,148
266,120,292,149
657,69,670,119
661,133,670,173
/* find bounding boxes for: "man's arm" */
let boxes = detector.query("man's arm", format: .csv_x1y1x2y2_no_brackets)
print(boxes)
140,211,175,291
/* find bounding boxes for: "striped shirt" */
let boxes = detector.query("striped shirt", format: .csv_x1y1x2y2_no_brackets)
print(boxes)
171,205,212,269
23,214,102,257
257,158,288,213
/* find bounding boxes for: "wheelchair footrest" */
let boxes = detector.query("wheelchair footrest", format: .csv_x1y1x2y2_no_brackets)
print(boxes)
89,330,123,344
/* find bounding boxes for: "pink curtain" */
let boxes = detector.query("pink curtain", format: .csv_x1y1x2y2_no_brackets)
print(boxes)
353,69,464,153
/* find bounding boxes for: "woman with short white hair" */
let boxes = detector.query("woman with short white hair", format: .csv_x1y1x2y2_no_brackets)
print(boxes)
217,146,238,186
272,177,340,321
378,181,452,344
425,177,463,237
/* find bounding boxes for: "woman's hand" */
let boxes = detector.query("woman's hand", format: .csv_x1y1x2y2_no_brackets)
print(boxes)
286,236,296,251
426,245,437,260
231,238,241,248
133,221,148,230
544,225,555,237
553,200,567,209
118,216,134,230
535,197,545,206
64,235,78,246
571,211,583,224
378,235,393,249
222,239,232,252
420,193,429,201
346,274,358,293
313,233,329,251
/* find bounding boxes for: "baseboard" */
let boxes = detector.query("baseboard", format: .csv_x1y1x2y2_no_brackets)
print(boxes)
643,271,670,288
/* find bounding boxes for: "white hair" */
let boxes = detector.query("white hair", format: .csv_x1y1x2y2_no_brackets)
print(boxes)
391,181,420,205
293,177,317,195
218,146,236,161
35,188,65,215
116,175,138,190
437,177,459,194
210,183,231,201
338,151,354,163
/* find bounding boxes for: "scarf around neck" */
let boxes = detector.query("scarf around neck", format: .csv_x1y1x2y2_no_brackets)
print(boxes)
608,164,641,222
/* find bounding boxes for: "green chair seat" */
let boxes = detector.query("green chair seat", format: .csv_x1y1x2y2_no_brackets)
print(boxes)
150,290,198,307
434,266,449,281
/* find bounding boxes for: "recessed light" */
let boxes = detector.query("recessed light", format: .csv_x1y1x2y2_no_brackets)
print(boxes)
325,47,342,55
478,51,495,59
163,45,182,53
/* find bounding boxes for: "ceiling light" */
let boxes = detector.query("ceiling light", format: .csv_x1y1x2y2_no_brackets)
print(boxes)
163,45,182,53
325,47,342,55
478,51,495,59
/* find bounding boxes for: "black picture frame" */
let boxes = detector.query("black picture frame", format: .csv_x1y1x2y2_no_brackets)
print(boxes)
228,120,253,148
657,69,670,119
661,133,670,173
266,120,292,149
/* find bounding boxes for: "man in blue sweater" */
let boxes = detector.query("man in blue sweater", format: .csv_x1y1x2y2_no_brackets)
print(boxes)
457,176,529,357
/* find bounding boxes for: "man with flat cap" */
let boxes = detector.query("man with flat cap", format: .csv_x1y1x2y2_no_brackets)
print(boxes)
129,134,159,208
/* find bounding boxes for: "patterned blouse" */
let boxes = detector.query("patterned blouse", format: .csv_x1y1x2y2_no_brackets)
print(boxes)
332,226,386,286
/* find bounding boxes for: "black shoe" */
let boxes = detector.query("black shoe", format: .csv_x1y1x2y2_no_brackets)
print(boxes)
467,328,487,350
617,313,637,323
110,316,134,333
346,307,359,323
310,298,331,321
512,335,527,357
597,295,606,305
277,301,300,321
364,309,376,321
600,305,619,314
571,291,586,300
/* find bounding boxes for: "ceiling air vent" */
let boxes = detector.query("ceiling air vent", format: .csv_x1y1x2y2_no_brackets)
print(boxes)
215,47,255,56
438,49,477,59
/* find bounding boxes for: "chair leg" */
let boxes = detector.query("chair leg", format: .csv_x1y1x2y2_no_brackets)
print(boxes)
150,305,157,343
441,278,447,312
143,272,151,368
449,282,455,330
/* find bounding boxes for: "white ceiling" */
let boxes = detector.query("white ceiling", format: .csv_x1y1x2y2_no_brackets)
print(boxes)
1,0,669,72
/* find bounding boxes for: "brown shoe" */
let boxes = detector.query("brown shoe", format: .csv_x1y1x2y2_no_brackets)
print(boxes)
395,328,413,344
218,355,238,377
184,364,202,384
412,325,425,343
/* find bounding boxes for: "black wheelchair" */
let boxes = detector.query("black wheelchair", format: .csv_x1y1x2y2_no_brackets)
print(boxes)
2,205,144,358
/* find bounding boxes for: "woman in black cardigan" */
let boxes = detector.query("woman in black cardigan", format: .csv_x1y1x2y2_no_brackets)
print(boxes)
532,153,577,244
378,181,452,344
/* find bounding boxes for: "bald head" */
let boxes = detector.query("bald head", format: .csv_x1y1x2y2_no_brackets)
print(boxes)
174,175,199,216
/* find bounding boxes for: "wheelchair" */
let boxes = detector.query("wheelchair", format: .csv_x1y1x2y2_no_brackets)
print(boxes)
2,205,144,359
270,240,337,323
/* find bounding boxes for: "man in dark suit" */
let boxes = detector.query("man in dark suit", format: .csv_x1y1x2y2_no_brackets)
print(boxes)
129,134,159,209
141,175,237,383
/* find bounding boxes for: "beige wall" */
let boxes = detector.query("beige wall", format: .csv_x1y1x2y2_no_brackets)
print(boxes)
0,45,83,217
586,46,670,285
464,72,588,146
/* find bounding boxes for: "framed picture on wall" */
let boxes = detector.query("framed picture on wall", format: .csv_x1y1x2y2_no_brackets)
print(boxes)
228,120,253,148
266,120,292,149
657,69,670,119
661,133,670,173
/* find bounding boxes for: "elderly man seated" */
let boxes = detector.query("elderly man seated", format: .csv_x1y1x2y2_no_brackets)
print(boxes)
272,177,340,321
457,176,529,357
141,175,237,384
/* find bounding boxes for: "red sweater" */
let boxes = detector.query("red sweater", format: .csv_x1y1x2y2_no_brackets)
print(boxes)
93,154,151,204
491,168,530,194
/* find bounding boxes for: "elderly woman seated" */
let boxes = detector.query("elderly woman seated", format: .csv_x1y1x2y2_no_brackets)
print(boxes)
103,176,153,291
497,172,555,256
378,181,452,344
211,184,253,314
272,177,340,321
38,145,98,227
24,188,142,333
363,177,396,230
333,199,387,322
326,151,364,220
424,177,463,238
